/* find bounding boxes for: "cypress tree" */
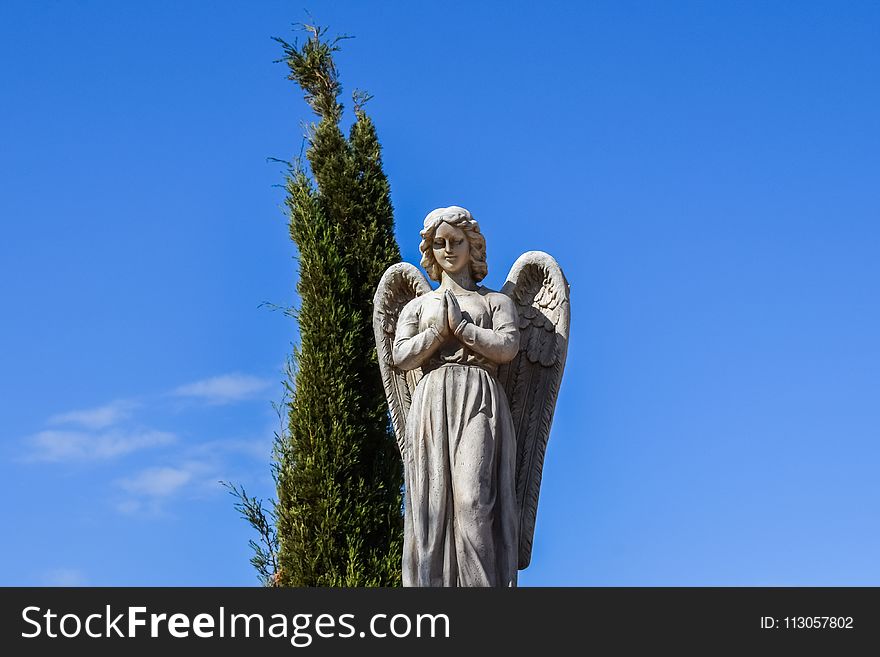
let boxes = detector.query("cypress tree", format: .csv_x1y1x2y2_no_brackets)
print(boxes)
272,25,403,586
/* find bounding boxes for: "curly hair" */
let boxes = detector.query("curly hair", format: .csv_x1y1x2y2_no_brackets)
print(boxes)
419,206,488,282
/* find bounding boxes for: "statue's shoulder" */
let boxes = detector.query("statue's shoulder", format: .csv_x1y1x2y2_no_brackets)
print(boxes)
400,290,433,315
479,287,516,312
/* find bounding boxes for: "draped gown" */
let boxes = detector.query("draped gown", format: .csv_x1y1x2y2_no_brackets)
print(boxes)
392,286,520,587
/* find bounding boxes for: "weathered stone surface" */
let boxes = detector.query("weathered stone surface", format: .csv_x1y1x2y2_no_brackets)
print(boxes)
373,206,570,586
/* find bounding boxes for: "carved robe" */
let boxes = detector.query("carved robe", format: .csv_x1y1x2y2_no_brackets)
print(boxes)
392,287,520,587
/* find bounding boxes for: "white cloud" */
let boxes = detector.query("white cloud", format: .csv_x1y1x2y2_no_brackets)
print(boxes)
114,461,223,516
24,373,277,518
26,429,175,462
188,437,275,462
42,568,88,587
48,400,138,430
172,374,272,405
118,466,194,497
115,499,143,515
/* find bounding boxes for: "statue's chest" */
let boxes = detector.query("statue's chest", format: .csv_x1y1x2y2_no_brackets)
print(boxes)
422,293,492,328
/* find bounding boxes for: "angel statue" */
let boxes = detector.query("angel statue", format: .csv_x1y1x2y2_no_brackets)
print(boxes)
373,206,570,587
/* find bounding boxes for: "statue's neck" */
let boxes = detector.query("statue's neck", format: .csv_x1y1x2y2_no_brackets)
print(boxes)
440,270,478,293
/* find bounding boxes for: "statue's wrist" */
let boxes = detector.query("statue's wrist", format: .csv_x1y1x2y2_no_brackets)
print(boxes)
453,318,469,337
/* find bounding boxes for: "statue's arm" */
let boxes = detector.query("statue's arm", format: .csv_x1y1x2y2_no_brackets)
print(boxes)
392,298,444,371
454,294,520,364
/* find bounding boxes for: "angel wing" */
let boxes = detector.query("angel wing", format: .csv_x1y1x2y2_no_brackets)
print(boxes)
498,251,571,570
372,262,433,454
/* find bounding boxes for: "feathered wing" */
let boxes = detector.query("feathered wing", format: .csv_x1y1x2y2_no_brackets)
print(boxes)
499,251,571,570
372,262,432,454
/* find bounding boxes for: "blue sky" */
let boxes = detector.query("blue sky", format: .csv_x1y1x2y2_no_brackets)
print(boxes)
1,1,878,586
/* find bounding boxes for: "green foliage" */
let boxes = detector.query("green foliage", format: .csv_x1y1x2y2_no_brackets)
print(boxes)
222,481,279,587
271,24,404,586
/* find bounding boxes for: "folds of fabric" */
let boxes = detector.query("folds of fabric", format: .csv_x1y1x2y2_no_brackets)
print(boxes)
402,364,518,587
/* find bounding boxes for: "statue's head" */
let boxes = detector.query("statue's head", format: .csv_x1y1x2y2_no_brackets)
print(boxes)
419,206,488,283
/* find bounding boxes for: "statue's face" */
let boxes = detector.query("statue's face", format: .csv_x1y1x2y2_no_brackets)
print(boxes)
432,222,470,276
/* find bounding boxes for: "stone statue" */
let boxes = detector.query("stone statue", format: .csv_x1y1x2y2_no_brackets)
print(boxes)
373,206,570,587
